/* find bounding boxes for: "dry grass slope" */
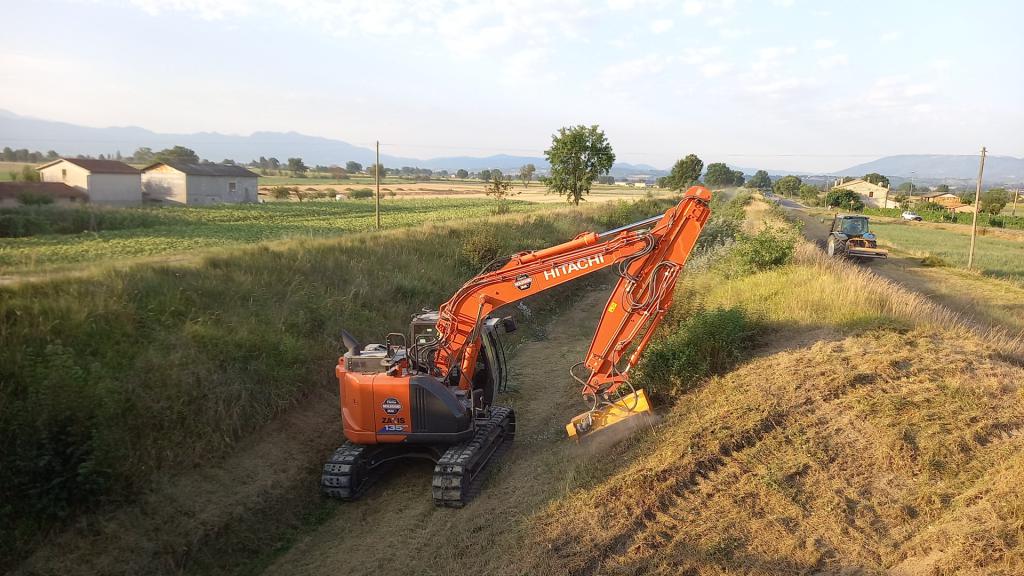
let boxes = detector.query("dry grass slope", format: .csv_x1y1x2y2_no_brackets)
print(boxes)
520,329,1024,575
514,220,1024,574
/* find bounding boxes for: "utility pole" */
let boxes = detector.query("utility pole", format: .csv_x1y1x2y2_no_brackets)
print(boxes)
883,182,890,211
967,147,986,270
375,140,381,230
1013,188,1020,217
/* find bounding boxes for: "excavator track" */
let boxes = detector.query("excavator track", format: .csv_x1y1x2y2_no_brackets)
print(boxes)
321,442,374,501
432,406,516,508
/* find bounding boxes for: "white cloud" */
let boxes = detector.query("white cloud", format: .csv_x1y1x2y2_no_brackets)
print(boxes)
606,0,636,9
127,0,249,19
719,27,749,39
650,18,674,34
880,30,903,43
818,53,848,70
680,46,722,65
682,1,704,16
814,38,835,50
600,54,667,85
772,0,795,6
700,61,733,78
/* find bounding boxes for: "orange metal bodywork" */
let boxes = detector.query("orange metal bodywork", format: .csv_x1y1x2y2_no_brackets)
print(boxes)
337,358,413,444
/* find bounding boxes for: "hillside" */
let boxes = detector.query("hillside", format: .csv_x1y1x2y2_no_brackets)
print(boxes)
834,154,1024,184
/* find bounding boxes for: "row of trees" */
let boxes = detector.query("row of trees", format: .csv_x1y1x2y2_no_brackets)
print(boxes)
2,148,59,163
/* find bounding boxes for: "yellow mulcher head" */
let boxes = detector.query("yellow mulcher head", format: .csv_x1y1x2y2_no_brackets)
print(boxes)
566,388,653,441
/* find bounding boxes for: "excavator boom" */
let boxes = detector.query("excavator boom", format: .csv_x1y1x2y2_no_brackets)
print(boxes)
434,186,712,438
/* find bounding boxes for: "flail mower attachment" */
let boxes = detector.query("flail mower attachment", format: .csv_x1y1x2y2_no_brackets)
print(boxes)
566,388,653,441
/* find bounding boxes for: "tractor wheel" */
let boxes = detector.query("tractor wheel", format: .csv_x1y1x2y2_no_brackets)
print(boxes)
827,236,848,258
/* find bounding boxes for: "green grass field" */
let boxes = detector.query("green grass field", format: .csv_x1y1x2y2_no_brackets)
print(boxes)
0,199,547,275
872,221,1024,280
0,161,36,181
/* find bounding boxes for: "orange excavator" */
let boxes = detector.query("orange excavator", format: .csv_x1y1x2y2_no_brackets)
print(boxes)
323,186,713,507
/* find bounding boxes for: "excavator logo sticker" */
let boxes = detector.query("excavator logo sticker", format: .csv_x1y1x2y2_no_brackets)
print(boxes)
514,274,532,290
382,397,402,415
543,254,605,281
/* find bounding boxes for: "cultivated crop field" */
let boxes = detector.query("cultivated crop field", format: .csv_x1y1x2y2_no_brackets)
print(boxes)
0,199,547,275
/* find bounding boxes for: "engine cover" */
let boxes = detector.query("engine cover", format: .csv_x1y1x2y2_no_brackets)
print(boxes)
337,361,473,445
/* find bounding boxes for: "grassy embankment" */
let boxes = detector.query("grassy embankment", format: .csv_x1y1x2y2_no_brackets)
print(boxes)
786,204,1024,336
512,199,1024,575
0,196,676,570
0,199,546,275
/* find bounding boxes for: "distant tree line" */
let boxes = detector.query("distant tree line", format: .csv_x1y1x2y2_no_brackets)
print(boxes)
1,148,59,163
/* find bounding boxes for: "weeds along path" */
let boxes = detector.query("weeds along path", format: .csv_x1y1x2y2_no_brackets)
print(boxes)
261,287,630,576
776,198,1024,336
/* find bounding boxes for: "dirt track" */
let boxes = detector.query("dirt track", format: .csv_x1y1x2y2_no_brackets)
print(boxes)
263,287,626,576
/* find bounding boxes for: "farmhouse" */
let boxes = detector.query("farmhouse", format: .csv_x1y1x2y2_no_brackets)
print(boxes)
831,178,898,209
37,158,142,205
922,192,962,209
0,182,89,207
142,162,258,205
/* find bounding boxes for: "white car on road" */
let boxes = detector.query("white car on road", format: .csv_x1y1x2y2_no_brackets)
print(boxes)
901,211,923,221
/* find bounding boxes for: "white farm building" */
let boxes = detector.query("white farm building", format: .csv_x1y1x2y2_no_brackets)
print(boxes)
37,158,142,205
142,162,259,205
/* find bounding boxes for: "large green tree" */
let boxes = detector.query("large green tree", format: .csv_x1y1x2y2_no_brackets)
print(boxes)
704,163,745,188
665,154,703,190
979,188,1009,215
825,188,864,211
345,161,362,173
704,163,734,188
773,175,802,197
863,173,890,187
747,170,772,190
154,146,199,164
544,125,615,205
287,157,308,175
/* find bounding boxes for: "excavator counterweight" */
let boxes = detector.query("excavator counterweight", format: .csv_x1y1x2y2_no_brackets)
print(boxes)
323,186,713,505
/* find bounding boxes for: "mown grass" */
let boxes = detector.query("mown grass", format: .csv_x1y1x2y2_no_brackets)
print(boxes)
0,199,546,274
862,205,1024,230
870,221,1024,280
0,196,676,569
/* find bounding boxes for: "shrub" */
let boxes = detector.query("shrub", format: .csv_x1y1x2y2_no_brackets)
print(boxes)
460,225,504,270
269,186,293,200
635,307,756,398
732,225,796,272
921,254,948,267
346,188,374,200
798,184,821,206
16,192,55,206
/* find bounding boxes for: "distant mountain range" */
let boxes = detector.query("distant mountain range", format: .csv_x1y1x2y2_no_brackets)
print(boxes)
1,110,1020,183
0,110,660,177
830,154,1024,185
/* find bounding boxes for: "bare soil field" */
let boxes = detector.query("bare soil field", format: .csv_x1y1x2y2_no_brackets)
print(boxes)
258,181,666,204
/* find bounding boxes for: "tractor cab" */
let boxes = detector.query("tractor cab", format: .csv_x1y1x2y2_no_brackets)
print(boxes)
827,214,888,259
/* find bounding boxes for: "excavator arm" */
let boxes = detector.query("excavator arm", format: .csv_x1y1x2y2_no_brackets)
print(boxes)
432,186,713,437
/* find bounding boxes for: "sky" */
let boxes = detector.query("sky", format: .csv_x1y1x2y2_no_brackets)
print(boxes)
0,0,1021,172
